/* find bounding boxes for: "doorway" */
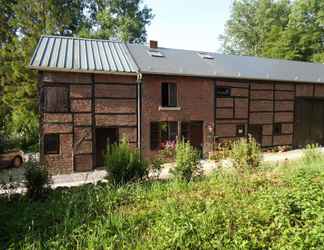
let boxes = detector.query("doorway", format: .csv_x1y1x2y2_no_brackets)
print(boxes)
294,98,324,147
95,128,118,168
181,121,204,155
248,124,263,145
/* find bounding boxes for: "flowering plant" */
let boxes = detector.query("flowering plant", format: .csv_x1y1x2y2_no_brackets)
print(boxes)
160,140,177,160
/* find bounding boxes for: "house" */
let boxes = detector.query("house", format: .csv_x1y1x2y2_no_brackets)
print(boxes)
30,35,324,174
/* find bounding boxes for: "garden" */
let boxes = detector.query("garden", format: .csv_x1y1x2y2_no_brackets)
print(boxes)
0,139,323,249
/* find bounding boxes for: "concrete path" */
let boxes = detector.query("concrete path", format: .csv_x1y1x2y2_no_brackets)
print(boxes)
0,147,316,194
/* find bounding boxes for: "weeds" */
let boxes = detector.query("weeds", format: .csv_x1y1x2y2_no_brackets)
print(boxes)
0,157,323,249
230,136,263,171
302,143,323,163
24,161,51,200
171,140,202,181
104,138,148,185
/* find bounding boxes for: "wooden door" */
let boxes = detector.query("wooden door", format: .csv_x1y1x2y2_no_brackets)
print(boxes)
294,98,324,147
95,128,118,168
190,121,203,155
248,125,263,145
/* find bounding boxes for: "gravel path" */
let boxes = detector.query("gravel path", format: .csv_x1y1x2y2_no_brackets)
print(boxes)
0,147,316,194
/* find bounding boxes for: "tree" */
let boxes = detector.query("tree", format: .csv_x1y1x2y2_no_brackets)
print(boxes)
221,0,291,56
221,0,324,63
80,0,154,43
0,0,153,152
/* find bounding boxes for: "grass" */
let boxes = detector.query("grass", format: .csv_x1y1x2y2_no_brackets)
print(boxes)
0,159,324,249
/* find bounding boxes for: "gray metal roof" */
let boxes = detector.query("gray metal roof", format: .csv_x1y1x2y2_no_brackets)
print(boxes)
30,35,324,84
128,43,324,84
29,35,138,74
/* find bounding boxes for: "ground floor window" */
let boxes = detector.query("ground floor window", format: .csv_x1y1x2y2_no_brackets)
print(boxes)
44,134,60,154
150,121,203,152
150,121,178,150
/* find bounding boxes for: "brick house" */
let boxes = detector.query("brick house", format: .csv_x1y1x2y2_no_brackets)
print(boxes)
30,35,324,174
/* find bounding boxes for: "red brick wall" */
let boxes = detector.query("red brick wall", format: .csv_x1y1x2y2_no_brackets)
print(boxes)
40,72,137,174
40,71,324,174
141,75,214,159
214,80,296,147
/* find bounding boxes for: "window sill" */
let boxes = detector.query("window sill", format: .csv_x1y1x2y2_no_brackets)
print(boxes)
158,106,182,111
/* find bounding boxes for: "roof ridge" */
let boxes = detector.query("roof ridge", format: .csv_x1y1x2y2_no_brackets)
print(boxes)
40,34,124,44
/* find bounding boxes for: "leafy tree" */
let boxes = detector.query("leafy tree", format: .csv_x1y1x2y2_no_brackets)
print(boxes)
221,0,291,56
0,0,153,152
80,0,154,43
221,0,324,63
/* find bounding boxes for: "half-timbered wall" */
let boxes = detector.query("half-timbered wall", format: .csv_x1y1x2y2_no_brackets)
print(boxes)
40,72,137,174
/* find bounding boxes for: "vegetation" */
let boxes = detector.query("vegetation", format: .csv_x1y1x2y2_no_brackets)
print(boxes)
171,140,202,181
221,0,324,63
229,136,263,171
0,0,153,152
302,143,323,164
24,161,51,199
104,138,148,185
1,157,323,249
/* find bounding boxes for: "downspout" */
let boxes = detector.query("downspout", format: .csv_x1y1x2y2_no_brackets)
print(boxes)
137,72,143,152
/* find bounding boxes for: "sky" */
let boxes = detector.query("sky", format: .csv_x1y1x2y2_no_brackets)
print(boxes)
143,0,234,52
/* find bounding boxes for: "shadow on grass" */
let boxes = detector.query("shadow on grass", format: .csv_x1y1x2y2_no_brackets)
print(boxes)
0,178,176,249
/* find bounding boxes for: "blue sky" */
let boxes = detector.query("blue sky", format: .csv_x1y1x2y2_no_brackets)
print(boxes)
143,0,234,52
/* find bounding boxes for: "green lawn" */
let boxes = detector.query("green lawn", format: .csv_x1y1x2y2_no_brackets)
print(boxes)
1,159,324,249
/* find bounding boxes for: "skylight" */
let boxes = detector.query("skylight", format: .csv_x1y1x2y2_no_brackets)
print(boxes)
198,52,214,60
148,50,164,58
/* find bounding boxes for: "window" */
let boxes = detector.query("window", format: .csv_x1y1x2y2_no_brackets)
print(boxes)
161,83,177,107
44,134,60,154
198,52,215,60
236,124,246,137
147,50,164,57
150,121,178,150
274,123,282,136
215,86,231,96
43,86,69,112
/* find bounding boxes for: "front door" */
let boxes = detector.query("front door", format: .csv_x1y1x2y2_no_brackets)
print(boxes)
190,121,204,154
248,125,263,145
95,128,118,168
294,98,324,147
181,121,204,155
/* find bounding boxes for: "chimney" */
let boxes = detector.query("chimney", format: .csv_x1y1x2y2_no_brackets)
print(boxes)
149,40,158,49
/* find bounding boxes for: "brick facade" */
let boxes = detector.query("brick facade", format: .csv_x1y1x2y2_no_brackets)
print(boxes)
39,71,324,174
40,72,138,174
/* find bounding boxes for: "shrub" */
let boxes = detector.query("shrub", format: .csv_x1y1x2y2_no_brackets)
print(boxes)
150,155,164,178
24,161,51,199
160,140,176,161
302,144,323,163
230,136,262,171
209,141,231,161
104,138,148,185
171,140,201,181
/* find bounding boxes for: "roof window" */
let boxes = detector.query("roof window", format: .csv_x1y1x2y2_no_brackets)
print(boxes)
198,52,214,60
148,50,164,57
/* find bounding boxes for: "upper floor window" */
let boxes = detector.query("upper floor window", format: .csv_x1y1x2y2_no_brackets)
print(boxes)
161,82,177,107
42,86,69,112
215,86,231,97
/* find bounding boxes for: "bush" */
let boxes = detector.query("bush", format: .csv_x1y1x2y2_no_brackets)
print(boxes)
209,141,231,161
24,161,51,199
230,136,262,171
302,144,323,163
150,155,164,178
104,138,148,185
171,140,201,181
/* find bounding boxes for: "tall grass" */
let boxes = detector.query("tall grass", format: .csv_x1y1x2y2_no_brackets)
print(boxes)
1,158,323,249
